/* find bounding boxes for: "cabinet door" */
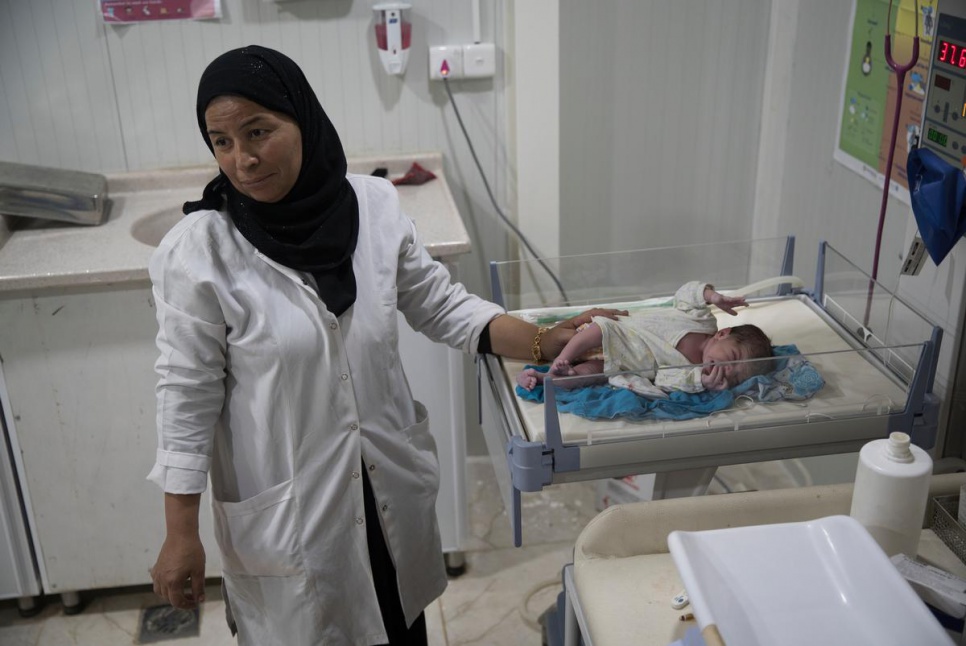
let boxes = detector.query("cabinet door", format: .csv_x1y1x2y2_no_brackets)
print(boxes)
0,287,222,593
0,373,41,599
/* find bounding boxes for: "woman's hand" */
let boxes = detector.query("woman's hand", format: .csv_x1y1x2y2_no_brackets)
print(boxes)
542,308,627,360
151,533,206,609
487,308,627,361
152,493,206,610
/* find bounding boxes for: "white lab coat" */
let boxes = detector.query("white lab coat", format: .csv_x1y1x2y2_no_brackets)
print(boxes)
147,174,504,646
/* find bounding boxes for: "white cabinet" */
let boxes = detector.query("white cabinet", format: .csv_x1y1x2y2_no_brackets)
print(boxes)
0,281,467,593
0,286,223,593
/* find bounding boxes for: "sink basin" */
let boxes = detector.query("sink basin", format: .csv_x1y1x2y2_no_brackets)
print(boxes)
131,207,185,247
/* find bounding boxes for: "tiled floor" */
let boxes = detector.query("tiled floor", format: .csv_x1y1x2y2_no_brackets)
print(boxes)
0,457,798,645
0,457,602,646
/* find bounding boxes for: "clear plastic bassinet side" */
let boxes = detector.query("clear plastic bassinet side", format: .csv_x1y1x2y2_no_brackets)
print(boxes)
488,236,798,311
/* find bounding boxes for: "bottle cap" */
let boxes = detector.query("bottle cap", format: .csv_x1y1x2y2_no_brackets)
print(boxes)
885,432,915,463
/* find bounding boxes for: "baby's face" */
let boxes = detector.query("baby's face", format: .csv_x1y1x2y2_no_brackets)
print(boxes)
702,333,752,388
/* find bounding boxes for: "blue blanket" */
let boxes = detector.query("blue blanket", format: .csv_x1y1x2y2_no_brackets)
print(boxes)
514,345,824,422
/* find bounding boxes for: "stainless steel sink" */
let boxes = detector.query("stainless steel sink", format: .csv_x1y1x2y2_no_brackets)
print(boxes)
130,207,185,247
0,161,108,226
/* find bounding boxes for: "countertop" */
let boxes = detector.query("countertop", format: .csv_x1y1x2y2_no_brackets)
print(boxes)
0,152,470,295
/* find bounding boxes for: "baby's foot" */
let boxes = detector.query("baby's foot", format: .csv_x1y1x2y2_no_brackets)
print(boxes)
550,358,577,376
516,368,543,391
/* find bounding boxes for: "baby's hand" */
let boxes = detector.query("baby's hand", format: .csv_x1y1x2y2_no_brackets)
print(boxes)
701,364,730,391
705,289,747,316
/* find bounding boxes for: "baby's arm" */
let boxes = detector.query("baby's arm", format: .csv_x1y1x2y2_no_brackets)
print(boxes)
703,285,747,316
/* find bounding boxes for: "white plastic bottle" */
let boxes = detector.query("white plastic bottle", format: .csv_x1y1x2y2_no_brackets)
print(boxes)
849,432,933,557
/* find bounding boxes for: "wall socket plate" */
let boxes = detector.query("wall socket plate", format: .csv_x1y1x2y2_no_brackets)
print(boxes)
430,43,495,80
901,235,927,276
463,43,496,78
430,45,463,80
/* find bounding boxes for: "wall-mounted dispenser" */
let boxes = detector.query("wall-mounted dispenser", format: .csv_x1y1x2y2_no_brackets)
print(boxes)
373,3,412,76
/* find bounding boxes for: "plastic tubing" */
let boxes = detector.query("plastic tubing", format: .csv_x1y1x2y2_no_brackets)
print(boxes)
722,275,805,298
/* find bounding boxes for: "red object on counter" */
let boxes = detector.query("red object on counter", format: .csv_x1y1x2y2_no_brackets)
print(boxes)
392,162,437,186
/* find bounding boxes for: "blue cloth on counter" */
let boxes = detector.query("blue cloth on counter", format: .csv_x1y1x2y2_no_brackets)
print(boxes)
515,344,824,422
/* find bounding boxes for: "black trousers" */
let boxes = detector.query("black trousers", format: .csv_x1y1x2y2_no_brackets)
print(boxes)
362,463,428,646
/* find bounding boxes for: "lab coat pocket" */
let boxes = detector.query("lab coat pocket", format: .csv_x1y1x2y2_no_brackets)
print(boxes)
212,478,303,577
402,401,440,492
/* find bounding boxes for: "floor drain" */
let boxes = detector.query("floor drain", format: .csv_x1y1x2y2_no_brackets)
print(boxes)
136,604,200,643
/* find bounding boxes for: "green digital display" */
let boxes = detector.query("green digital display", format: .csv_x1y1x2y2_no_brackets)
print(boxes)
928,127,949,147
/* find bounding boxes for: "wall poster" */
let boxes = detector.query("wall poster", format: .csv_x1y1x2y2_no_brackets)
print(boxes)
835,0,938,205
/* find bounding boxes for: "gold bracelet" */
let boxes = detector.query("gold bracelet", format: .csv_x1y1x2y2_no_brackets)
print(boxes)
531,326,552,363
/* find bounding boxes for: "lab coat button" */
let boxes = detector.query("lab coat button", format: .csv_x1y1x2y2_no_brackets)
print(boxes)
350,423,359,431
329,322,337,330
341,373,349,381
355,517,364,525
368,464,376,471
381,504,388,512
351,471,360,479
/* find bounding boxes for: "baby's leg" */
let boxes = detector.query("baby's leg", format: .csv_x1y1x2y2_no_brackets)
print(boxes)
550,357,578,376
557,322,604,365
551,359,607,389
572,359,605,376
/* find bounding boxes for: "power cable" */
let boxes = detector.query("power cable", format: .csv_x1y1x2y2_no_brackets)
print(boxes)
442,76,570,304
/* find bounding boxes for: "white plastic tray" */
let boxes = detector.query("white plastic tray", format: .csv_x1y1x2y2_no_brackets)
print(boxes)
668,515,952,645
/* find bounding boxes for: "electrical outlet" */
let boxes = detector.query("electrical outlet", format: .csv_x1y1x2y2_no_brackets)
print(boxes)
430,46,463,80
901,235,927,276
463,43,495,78
430,43,496,80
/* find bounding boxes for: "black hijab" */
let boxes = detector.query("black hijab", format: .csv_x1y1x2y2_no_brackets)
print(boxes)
184,45,359,317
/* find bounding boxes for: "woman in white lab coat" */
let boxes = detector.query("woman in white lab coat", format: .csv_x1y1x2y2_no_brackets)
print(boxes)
146,45,619,646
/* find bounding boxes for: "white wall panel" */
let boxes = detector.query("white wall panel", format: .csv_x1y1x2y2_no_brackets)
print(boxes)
558,0,771,258
1,0,505,188
8,0,60,166
0,2,36,163
0,0,124,169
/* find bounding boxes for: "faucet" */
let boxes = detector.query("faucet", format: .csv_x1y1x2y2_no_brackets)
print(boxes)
0,161,108,226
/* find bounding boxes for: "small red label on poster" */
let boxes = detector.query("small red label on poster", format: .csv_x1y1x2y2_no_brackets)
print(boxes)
100,0,221,23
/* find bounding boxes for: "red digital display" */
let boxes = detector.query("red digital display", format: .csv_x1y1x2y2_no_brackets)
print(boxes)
937,39,966,68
